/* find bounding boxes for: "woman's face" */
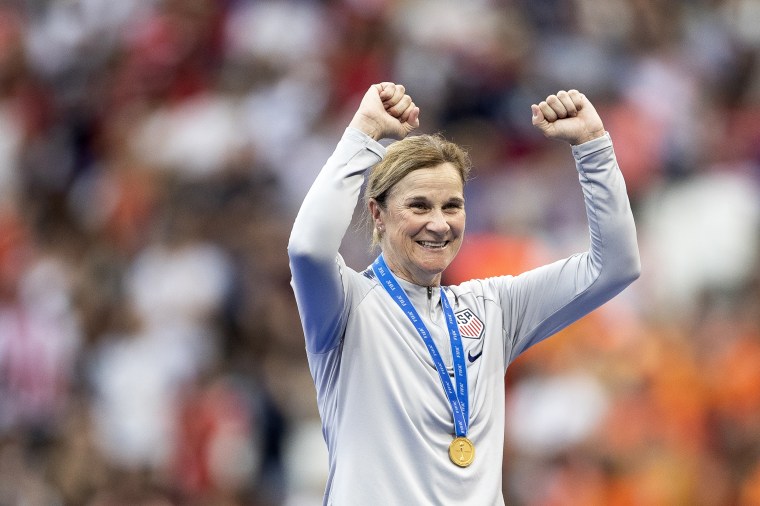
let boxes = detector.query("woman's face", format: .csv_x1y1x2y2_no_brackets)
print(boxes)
370,163,465,286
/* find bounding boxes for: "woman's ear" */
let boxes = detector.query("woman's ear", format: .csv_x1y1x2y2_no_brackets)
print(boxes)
368,198,384,231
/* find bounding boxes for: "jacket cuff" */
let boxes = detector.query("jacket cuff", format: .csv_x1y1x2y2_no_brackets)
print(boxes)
344,127,386,159
571,132,612,160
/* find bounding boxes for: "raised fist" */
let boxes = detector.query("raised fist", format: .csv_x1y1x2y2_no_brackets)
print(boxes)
531,90,605,146
349,82,420,141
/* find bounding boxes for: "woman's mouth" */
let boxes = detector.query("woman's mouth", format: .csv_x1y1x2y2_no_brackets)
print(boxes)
417,241,448,249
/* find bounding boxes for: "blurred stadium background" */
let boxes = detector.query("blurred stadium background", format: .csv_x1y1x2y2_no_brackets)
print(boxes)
0,0,759,504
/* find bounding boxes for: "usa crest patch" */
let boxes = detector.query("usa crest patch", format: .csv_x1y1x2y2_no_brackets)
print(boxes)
455,309,484,339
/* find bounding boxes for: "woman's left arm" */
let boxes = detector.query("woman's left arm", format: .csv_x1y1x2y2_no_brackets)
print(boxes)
502,91,640,360
532,90,641,292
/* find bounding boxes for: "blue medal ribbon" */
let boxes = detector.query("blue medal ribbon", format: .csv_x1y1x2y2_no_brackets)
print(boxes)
372,254,469,437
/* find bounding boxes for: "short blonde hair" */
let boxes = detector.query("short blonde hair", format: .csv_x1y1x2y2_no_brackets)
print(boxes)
364,134,471,247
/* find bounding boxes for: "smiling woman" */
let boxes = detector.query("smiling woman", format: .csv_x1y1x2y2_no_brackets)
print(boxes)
287,82,640,505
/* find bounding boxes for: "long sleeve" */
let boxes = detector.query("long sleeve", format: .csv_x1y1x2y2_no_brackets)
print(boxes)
288,127,385,354
503,132,641,361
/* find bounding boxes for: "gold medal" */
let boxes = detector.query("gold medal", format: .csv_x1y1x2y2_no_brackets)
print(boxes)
448,436,475,467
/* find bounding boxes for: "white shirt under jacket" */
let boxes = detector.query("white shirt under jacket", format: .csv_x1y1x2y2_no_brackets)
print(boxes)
288,127,640,506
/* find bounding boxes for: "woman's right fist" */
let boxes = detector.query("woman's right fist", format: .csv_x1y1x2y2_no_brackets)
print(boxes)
349,83,420,141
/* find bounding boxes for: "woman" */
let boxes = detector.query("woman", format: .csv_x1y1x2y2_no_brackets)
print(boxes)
288,82,640,505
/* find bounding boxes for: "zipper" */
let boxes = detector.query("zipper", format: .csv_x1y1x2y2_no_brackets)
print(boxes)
428,285,453,370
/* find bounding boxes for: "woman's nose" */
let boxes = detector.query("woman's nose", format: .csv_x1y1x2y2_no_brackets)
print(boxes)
426,209,450,233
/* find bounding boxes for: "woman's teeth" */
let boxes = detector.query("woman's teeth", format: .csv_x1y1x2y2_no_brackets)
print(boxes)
418,241,447,249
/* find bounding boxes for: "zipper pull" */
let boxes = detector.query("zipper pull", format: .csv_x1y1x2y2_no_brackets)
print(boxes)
427,286,433,300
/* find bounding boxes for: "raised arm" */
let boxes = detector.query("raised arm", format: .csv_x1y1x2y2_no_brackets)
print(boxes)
288,83,419,354
505,90,641,360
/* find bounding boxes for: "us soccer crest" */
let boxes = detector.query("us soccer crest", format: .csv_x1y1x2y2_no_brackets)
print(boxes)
455,308,484,339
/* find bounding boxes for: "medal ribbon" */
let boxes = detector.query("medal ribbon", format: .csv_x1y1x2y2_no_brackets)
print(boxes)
372,254,469,437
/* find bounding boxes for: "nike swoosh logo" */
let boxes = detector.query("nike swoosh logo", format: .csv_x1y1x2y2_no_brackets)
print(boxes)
467,349,483,363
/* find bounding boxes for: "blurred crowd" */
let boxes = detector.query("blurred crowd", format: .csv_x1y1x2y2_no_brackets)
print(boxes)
0,0,759,504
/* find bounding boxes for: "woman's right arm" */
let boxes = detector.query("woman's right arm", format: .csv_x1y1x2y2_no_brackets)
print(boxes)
288,129,384,354
288,83,419,354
